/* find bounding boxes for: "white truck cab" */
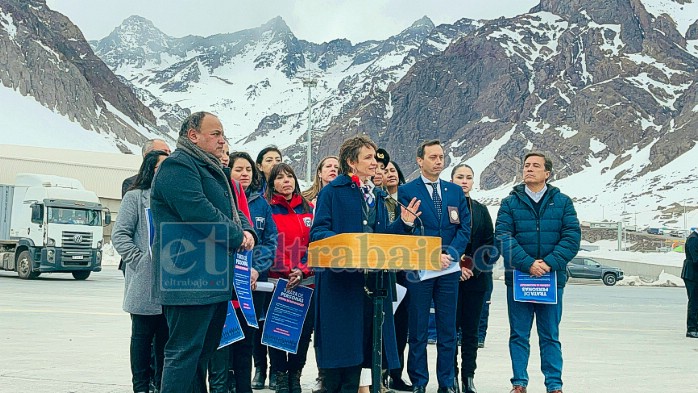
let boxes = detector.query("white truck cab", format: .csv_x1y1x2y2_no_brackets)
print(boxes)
0,174,111,279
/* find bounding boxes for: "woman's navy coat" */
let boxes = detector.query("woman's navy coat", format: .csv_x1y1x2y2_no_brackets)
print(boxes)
310,174,408,369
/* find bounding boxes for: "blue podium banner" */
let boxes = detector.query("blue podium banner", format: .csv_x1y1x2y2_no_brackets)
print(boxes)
513,270,558,304
218,300,244,349
233,250,259,328
261,279,313,354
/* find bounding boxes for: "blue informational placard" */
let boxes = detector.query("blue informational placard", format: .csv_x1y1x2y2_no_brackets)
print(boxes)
233,250,258,328
219,300,245,349
513,270,558,304
261,278,313,354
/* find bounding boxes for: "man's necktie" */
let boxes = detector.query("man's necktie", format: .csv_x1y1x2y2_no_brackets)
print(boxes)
429,182,442,220
361,185,375,208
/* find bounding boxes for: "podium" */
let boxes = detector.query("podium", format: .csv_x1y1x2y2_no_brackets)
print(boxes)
308,233,442,393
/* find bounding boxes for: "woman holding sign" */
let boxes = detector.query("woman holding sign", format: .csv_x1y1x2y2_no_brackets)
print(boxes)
310,136,421,393
266,163,314,393
112,149,169,393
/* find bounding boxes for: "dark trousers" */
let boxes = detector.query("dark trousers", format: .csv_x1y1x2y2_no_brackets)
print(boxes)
322,365,362,393
252,293,273,372
268,297,315,373
454,289,486,378
208,307,256,393
685,279,698,332
478,286,493,343
130,313,168,392
405,271,459,388
160,302,228,393
390,295,409,381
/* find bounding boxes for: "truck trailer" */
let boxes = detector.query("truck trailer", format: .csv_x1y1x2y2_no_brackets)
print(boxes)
0,174,111,279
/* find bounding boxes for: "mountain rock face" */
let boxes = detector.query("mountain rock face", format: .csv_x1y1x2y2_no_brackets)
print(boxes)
87,0,697,225
320,0,698,202
0,0,173,152
91,14,479,173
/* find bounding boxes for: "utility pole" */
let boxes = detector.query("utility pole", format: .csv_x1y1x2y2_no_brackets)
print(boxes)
303,78,317,183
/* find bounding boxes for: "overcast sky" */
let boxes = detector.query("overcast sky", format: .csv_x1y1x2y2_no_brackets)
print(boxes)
45,0,539,43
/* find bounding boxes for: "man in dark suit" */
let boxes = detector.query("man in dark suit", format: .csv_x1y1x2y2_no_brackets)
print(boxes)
398,140,471,393
151,112,256,393
682,229,698,338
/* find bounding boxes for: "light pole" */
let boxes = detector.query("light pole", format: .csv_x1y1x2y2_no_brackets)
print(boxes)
303,77,317,183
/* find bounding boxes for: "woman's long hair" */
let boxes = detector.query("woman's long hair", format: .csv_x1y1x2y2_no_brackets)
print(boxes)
129,150,169,191
302,155,338,202
229,151,261,192
266,163,311,214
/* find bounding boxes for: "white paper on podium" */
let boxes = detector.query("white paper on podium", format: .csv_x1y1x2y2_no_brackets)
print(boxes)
392,284,407,314
418,261,460,281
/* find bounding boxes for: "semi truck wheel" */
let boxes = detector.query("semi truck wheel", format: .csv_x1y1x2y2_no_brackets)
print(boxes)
72,271,91,280
17,251,39,280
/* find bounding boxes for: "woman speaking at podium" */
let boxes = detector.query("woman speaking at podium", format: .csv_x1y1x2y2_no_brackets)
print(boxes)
310,136,421,393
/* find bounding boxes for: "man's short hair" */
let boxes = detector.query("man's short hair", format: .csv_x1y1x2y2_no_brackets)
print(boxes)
179,111,214,137
524,152,553,172
417,139,442,158
141,139,165,157
338,135,377,175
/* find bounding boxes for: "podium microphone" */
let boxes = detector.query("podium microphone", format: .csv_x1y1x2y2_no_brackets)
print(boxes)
385,194,424,236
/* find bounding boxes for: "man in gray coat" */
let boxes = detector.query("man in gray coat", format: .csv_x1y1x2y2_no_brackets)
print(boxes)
151,111,256,393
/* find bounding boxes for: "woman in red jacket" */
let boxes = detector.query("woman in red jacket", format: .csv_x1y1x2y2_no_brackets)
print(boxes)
265,162,314,393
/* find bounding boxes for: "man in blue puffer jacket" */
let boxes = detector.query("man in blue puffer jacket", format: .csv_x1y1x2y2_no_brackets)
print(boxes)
495,152,580,393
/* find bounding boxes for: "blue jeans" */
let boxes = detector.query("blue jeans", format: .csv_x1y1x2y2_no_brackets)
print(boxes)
506,285,564,392
406,271,459,388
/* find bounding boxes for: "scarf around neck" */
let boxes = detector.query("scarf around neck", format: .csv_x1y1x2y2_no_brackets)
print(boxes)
176,135,242,227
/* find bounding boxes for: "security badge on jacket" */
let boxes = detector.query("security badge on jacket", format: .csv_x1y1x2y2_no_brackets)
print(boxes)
448,206,460,224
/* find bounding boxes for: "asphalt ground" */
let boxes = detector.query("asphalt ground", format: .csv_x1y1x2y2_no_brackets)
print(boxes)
0,268,695,393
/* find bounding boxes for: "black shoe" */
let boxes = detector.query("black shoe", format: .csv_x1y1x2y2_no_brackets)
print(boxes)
462,377,477,393
412,386,426,393
389,377,413,391
436,387,457,393
275,371,289,393
252,367,266,390
270,369,278,390
687,331,698,338
288,370,302,393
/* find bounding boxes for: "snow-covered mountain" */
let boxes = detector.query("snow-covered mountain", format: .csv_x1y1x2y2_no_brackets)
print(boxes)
0,0,175,153
316,0,698,229
3,0,697,229
90,14,479,170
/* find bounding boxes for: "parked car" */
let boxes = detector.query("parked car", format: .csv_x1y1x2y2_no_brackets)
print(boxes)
669,229,689,238
567,257,624,286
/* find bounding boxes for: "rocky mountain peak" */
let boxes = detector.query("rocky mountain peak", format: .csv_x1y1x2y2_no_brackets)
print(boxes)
261,16,292,35
410,15,435,30
0,0,169,152
531,0,648,52
117,15,167,39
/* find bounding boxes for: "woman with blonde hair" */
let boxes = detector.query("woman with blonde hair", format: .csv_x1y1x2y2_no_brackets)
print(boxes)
302,156,339,205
